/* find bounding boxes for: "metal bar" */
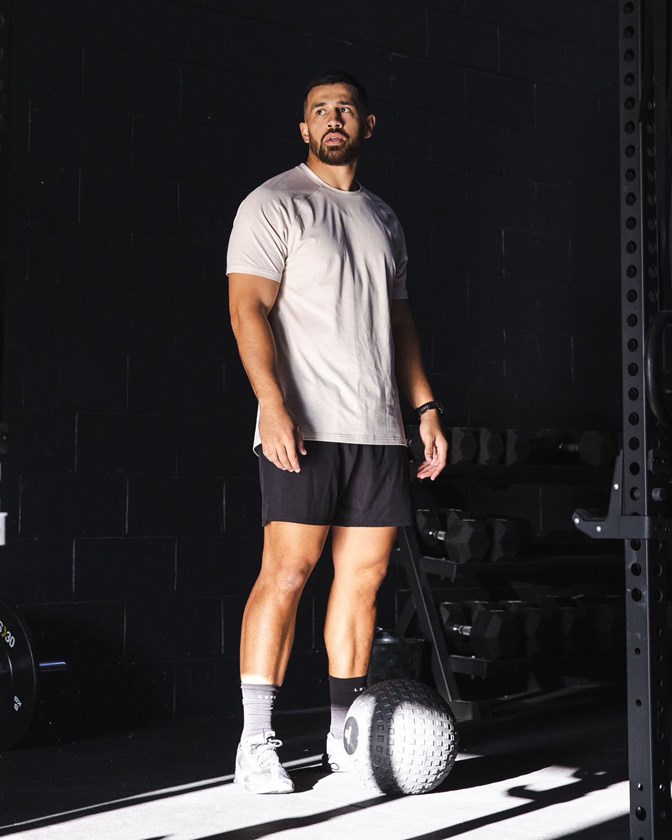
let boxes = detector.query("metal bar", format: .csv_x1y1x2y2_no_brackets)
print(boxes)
395,525,474,720
618,2,671,836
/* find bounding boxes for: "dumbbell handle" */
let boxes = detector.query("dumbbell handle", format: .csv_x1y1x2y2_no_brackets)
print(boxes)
446,623,473,639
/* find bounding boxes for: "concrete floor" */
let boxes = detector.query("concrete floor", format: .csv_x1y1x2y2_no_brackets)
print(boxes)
0,684,635,839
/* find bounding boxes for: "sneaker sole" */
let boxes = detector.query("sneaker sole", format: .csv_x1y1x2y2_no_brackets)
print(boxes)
234,773,294,794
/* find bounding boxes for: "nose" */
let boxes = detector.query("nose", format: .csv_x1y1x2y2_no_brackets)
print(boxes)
326,110,343,128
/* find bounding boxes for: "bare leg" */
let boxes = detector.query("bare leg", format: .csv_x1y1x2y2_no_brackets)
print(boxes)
240,521,330,686
324,526,398,678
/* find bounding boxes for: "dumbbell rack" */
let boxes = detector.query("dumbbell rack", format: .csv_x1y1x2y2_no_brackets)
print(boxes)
393,486,623,723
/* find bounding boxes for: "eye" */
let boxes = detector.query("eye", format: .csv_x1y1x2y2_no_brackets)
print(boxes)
315,108,327,116
339,107,351,113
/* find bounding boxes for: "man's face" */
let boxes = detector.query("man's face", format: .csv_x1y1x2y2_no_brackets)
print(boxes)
300,83,375,167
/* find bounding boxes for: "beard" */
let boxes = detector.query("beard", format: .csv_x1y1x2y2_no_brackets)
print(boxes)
310,128,364,166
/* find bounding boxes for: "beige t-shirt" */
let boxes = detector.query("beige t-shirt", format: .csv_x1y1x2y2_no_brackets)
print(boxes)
227,163,408,451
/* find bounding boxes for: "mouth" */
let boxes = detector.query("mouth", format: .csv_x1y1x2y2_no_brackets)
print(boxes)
323,132,347,145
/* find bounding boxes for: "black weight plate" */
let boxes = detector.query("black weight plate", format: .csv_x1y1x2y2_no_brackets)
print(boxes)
0,601,38,749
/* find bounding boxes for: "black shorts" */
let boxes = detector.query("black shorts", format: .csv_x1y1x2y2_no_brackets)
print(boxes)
259,442,412,528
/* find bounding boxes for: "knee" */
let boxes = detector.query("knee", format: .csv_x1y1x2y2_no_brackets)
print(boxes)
354,556,390,593
259,553,316,598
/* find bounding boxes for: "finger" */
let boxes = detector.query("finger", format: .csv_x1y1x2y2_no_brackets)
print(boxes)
286,443,302,473
273,451,291,471
435,438,448,470
296,427,307,457
415,461,433,480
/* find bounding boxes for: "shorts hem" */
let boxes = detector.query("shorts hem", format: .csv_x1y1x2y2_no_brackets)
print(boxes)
263,516,412,528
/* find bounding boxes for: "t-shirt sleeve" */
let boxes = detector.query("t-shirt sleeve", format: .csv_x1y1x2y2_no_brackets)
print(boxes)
226,187,289,282
392,223,409,300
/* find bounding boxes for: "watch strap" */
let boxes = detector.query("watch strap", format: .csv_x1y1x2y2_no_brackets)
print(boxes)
416,400,443,419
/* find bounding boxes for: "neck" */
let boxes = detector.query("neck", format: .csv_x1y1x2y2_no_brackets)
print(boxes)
305,154,359,191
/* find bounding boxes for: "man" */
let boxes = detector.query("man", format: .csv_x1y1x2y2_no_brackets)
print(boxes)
227,70,447,794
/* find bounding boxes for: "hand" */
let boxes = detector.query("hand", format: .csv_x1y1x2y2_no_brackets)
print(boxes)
415,412,448,480
259,403,307,472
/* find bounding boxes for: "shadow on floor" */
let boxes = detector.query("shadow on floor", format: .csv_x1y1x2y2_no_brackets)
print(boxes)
0,685,629,838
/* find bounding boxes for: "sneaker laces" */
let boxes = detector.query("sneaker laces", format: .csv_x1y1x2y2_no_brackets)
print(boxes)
251,735,284,769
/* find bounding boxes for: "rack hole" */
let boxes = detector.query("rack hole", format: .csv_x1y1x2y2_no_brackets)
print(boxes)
630,487,640,500
630,538,641,550
631,562,641,575
628,363,638,375
629,411,639,424
631,588,642,601
626,192,636,205
629,462,640,475
628,387,639,400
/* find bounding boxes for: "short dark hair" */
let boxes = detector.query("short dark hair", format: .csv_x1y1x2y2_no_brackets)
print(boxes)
303,70,369,111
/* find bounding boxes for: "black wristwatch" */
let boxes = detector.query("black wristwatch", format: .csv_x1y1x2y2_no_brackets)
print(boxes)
415,400,444,420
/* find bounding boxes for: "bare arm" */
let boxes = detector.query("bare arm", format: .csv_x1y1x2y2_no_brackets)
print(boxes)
229,273,306,472
391,299,448,480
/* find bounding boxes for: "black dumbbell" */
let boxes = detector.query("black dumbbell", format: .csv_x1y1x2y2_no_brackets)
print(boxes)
527,429,615,467
437,509,490,563
449,428,477,465
504,429,531,465
558,431,615,467
540,597,594,656
484,518,522,561
440,601,524,660
477,429,504,465
416,508,490,563
500,601,562,658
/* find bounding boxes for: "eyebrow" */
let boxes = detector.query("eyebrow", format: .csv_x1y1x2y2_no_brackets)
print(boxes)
311,100,355,109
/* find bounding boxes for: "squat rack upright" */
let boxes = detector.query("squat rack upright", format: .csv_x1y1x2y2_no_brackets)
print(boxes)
572,0,672,836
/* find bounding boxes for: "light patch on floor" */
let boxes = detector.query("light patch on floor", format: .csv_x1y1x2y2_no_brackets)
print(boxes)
3,761,630,840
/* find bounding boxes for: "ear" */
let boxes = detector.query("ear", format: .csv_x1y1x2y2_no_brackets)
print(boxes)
299,121,310,144
364,113,376,140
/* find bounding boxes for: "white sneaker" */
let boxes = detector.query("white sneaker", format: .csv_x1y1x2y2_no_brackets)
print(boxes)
234,730,294,794
323,732,353,773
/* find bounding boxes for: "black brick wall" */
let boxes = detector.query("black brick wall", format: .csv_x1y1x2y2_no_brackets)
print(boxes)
0,0,620,735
